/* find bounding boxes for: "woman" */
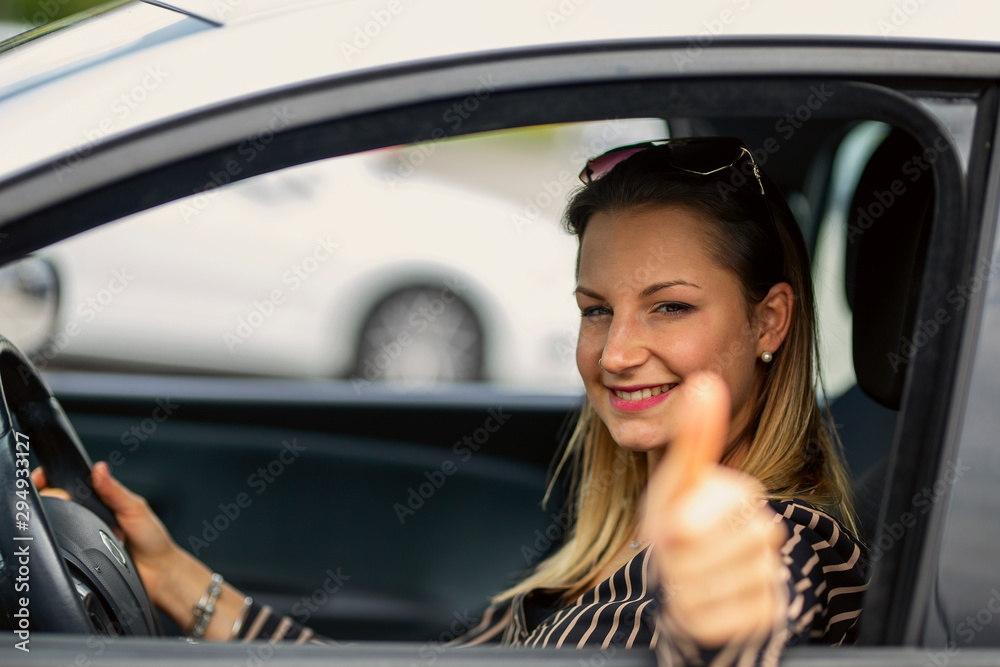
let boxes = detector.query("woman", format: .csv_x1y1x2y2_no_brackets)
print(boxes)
36,137,867,665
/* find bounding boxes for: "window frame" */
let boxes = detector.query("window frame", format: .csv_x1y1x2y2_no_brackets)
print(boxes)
0,41,991,652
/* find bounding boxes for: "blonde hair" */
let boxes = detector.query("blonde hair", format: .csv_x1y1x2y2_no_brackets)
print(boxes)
492,145,857,604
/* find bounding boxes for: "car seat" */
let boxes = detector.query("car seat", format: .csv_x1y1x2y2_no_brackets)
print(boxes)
829,127,935,546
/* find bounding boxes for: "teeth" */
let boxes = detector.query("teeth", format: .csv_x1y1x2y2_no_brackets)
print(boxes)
614,383,676,401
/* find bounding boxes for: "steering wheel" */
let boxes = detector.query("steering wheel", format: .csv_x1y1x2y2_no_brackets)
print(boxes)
0,336,158,636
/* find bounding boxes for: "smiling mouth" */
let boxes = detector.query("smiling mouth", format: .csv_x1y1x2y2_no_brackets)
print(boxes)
611,383,678,401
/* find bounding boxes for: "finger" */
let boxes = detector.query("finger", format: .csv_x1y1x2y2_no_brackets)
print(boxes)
670,555,780,613
91,463,141,542
31,467,72,500
666,531,785,648
674,586,780,647
650,372,731,505
673,470,769,540
39,488,72,501
668,372,730,495
665,505,779,573
91,462,145,516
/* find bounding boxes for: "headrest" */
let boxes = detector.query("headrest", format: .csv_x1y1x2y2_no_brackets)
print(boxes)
845,129,934,410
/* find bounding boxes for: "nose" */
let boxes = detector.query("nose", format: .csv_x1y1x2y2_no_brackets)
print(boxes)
599,312,649,374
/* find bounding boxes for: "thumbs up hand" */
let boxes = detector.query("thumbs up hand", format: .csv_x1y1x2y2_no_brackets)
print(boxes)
641,372,787,648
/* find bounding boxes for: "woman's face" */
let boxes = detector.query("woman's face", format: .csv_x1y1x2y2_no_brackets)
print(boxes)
575,205,782,456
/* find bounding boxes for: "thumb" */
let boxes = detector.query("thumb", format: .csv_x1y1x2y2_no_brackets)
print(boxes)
644,372,731,520
31,467,48,489
30,467,72,501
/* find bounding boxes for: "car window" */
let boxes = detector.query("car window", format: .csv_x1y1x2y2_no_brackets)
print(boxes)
7,119,672,392
1,116,918,403
812,121,891,400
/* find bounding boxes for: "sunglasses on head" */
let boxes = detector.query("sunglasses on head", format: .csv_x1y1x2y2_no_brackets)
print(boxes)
578,137,766,196
579,137,780,247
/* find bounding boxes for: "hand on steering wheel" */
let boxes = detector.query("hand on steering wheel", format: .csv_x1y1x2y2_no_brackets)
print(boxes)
33,462,181,606
33,455,256,642
0,336,159,635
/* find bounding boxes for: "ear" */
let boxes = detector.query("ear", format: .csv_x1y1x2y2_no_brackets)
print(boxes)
753,282,794,358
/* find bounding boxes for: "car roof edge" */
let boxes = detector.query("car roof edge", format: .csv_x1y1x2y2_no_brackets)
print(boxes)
140,0,225,27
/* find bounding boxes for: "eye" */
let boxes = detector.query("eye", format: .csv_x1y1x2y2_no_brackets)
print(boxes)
656,302,692,315
581,305,611,318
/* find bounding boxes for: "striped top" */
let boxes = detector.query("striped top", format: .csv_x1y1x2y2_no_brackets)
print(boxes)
235,500,867,665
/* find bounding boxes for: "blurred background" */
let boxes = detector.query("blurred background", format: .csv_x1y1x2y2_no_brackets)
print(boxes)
1,0,115,39
0,0,995,396
5,0,1000,43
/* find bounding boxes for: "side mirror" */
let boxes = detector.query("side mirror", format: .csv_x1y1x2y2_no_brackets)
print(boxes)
0,256,60,356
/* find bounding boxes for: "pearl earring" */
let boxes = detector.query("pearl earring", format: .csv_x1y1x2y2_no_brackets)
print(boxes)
761,351,773,363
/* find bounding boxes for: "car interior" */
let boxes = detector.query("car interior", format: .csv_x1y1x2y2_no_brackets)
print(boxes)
0,65,982,661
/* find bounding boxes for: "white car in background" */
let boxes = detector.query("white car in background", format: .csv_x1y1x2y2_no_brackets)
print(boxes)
4,119,665,390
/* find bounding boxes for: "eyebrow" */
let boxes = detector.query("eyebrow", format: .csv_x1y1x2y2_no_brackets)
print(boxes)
574,280,701,300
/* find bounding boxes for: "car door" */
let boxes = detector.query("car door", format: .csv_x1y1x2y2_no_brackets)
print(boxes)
1,5,1000,664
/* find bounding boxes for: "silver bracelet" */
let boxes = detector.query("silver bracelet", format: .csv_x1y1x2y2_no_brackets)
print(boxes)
189,572,224,639
231,596,253,640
